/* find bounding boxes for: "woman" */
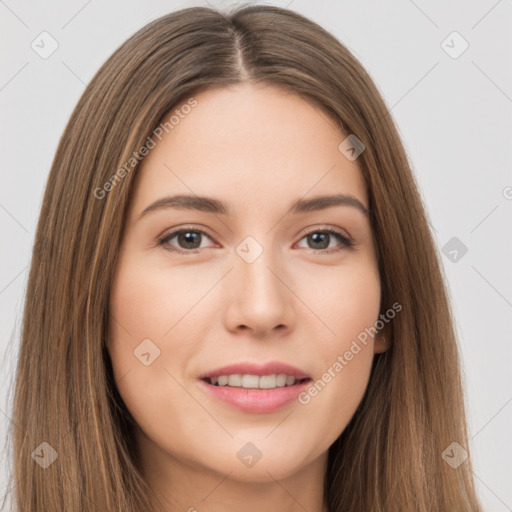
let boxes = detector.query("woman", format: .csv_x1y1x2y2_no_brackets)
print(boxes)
7,4,483,511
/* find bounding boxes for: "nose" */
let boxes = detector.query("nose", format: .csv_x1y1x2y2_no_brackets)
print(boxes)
222,250,295,339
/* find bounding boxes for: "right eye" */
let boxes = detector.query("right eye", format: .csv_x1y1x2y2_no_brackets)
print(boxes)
157,228,216,254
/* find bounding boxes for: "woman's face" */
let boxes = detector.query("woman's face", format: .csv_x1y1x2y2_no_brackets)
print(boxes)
107,83,385,487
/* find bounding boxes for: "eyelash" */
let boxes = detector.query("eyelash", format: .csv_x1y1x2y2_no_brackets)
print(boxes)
157,226,354,255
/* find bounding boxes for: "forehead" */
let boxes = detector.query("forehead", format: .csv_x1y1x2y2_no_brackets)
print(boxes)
128,83,368,219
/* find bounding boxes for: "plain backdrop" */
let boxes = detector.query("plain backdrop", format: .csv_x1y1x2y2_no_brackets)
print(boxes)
1,0,511,510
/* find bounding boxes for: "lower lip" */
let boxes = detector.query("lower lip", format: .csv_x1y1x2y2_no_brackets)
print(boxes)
198,378,311,413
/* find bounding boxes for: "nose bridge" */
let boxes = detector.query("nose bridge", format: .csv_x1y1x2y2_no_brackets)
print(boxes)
224,234,294,334
239,246,281,299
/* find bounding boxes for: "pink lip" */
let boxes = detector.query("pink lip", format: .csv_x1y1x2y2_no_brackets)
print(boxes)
198,378,311,413
199,361,311,380
197,361,312,414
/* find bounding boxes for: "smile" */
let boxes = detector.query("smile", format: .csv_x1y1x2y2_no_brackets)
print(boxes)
199,377,312,413
204,373,309,389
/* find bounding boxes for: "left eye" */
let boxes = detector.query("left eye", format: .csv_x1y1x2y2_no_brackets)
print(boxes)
296,228,353,252
158,227,353,254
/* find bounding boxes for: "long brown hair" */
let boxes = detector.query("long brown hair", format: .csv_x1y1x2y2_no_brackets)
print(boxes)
6,4,483,511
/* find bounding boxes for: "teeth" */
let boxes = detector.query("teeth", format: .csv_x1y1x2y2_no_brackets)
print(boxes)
286,376,295,386
228,374,242,386
276,374,287,387
242,374,259,388
207,373,301,389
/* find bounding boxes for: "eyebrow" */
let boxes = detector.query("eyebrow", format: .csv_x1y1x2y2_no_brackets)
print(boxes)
138,193,370,220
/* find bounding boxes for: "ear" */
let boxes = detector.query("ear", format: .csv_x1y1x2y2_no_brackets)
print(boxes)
374,324,392,354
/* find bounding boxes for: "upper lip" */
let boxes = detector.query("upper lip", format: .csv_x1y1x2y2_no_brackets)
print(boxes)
199,361,311,380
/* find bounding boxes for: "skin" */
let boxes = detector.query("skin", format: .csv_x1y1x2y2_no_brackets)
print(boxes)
107,83,389,512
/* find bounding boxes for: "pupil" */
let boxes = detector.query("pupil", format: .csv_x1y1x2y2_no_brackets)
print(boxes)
179,232,200,249
309,232,328,249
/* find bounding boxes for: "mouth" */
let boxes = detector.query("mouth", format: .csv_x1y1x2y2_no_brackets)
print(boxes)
198,374,313,414
202,374,311,389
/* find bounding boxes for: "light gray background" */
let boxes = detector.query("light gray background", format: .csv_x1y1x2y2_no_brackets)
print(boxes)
1,0,511,510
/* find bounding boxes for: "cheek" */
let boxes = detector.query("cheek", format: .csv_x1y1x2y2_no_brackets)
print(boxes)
106,254,217,415
106,260,203,453
297,256,381,346
107,254,209,348
294,262,381,432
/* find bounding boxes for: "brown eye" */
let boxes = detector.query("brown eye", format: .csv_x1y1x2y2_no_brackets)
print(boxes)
158,229,214,253
158,226,353,255
296,228,353,253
